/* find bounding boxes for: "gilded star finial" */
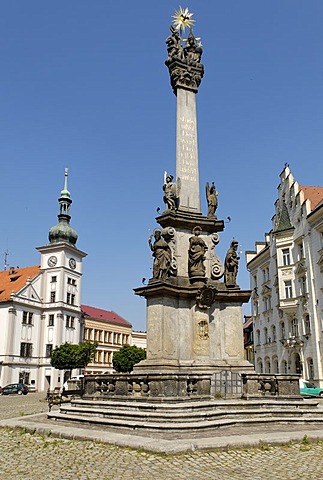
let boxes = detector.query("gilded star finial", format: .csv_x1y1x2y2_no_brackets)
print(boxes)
172,6,195,33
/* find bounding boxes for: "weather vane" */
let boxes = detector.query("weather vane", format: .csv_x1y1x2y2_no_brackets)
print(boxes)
172,6,195,33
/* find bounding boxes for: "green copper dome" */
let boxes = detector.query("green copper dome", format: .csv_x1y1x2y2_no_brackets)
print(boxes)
48,168,78,246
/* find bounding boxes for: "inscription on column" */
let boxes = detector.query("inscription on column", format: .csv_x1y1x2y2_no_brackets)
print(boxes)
178,115,198,183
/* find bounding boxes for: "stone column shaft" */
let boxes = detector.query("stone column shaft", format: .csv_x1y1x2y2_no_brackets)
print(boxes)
176,88,200,213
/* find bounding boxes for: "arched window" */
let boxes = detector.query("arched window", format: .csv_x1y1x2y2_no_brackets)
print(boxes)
265,358,271,374
271,325,276,342
256,329,261,345
264,327,268,344
280,321,285,340
257,359,263,373
272,357,279,373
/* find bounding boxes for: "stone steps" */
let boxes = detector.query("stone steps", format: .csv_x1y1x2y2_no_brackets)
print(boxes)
48,410,323,432
47,398,323,432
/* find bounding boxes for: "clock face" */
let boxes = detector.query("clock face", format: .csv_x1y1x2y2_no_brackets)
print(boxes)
48,256,57,267
69,258,76,270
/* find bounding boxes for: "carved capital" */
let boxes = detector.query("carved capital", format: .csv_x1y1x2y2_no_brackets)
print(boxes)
166,59,204,94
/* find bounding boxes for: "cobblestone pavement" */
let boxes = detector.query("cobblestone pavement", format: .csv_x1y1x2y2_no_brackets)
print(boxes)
1,393,323,479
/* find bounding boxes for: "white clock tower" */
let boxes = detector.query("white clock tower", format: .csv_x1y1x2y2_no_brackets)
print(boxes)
37,169,87,389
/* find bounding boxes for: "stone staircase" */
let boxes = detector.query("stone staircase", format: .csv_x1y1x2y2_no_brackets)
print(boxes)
48,397,323,433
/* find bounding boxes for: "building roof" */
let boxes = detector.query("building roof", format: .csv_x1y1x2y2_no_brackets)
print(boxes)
0,266,41,302
299,186,323,211
81,304,132,328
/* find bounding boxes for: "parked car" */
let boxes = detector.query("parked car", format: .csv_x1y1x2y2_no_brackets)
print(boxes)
0,383,29,395
299,379,323,397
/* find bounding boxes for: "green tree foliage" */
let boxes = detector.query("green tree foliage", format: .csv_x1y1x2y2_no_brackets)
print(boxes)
50,341,98,372
112,345,146,373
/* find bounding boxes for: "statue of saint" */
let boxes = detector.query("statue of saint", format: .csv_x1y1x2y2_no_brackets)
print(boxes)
206,182,218,218
163,174,180,211
224,240,240,287
188,226,208,278
149,230,172,280
184,30,203,66
165,26,183,63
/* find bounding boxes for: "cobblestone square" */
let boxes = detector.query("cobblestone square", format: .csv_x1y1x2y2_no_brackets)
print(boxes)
1,393,323,479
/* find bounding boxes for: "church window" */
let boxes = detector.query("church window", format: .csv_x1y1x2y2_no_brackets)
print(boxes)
48,314,54,326
50,292,56,302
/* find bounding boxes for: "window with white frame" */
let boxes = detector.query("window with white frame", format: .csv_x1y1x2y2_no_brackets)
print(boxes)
282,248,291,266
284,280,293,298
22,311,33,325
48,314,54,326
65,315,75,328
291,317,299,337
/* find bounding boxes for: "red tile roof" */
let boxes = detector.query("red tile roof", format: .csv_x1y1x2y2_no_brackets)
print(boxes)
0,266,41,302
299,186,323,211
81,304,132,328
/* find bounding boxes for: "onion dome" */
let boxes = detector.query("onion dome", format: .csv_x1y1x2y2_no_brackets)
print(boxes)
49,168,78,246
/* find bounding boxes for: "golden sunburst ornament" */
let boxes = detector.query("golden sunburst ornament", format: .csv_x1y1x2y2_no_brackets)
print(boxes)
172,6,195,33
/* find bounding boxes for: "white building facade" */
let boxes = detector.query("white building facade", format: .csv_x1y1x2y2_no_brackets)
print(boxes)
246,166,323,386
0,170,86,392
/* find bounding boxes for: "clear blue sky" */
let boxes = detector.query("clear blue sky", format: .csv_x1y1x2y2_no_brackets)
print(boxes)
1,1,323,330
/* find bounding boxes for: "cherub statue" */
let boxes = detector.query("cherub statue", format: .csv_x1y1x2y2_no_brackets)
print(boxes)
206,182,218,218
163,172,181,211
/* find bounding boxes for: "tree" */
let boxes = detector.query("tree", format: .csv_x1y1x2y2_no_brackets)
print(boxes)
50,341,98,374
112,345,146,373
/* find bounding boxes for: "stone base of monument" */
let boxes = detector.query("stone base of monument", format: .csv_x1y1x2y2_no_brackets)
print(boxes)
48,373,323,435
48,379,323,434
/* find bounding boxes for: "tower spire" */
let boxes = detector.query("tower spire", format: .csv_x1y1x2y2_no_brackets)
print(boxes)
48,168,78,246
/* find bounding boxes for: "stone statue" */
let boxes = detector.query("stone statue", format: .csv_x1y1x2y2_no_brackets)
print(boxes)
206,182,218,218
224,240,240,288
163,173,180,211
165,26,183,63
149,230,172,280
188,226,208,278
184,30,203,66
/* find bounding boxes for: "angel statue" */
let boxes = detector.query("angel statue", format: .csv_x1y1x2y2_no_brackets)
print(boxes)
206,182,218,218
163,172,181,211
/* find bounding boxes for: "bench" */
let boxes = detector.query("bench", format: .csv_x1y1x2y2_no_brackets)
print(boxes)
46,387,84,411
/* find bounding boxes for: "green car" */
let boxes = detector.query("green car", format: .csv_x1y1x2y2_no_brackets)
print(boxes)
299,379,323,397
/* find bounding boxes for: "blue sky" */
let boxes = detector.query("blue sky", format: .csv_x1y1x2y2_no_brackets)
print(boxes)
1,1,323,330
